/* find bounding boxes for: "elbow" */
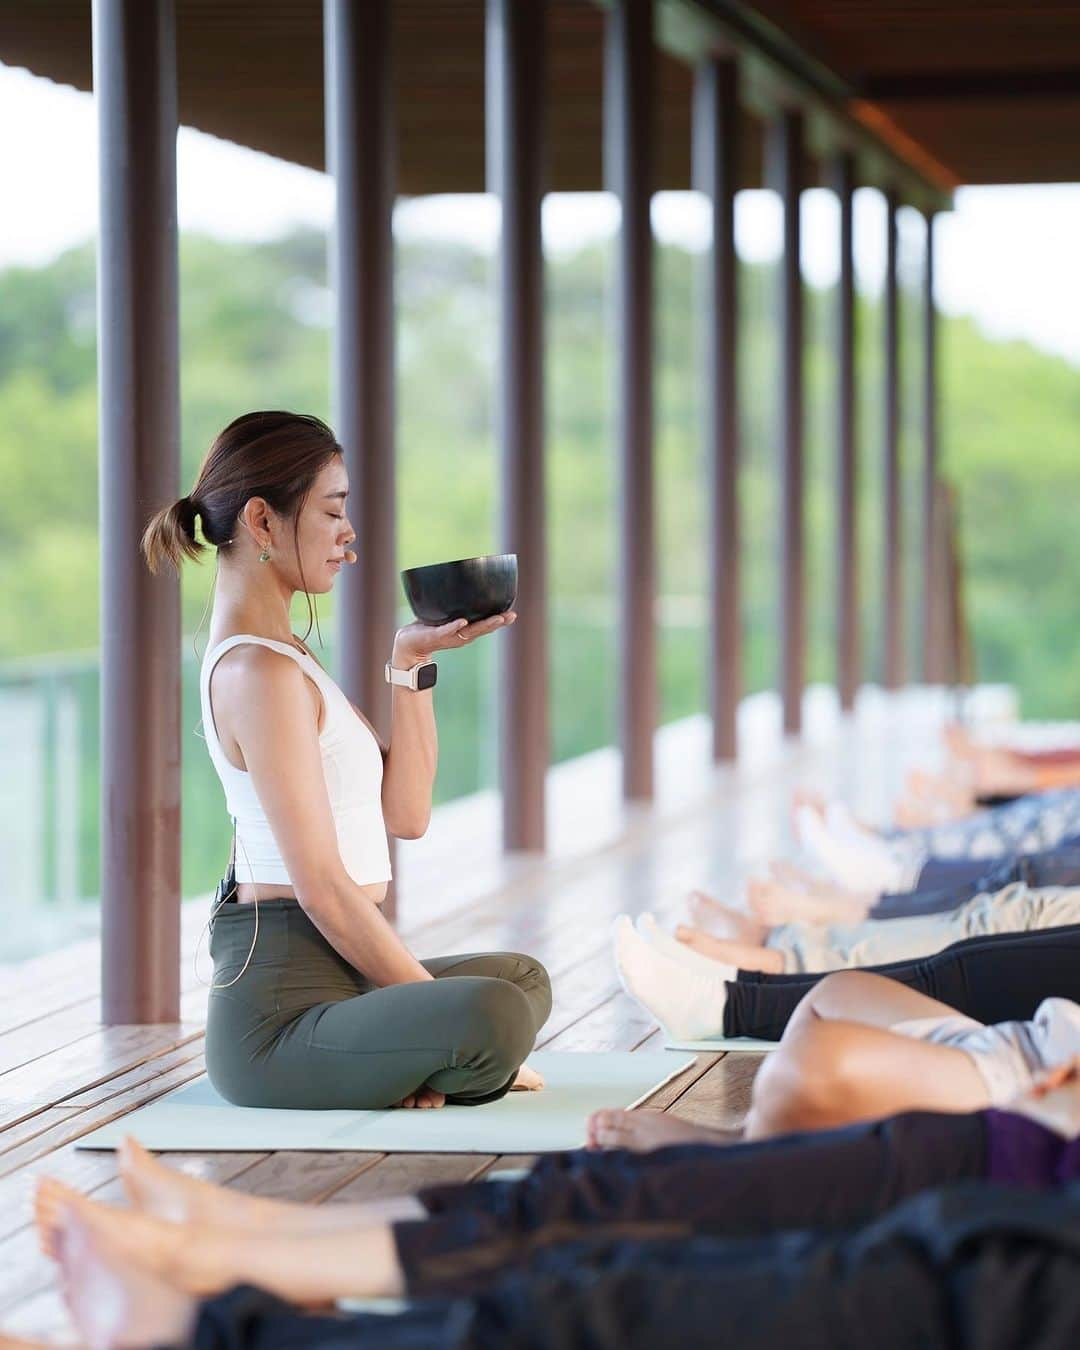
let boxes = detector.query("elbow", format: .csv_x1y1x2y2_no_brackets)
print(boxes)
388,810,430,841
293,871,351,926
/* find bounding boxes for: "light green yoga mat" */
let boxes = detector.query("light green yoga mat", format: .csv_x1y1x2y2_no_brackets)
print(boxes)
664,1036,779,1053
76,1051,695,1155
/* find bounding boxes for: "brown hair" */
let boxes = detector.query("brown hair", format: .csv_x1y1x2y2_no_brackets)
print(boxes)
141,410,343,644
141,409,343,570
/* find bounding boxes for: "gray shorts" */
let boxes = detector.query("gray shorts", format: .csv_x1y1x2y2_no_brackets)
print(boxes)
888,997,1080,1106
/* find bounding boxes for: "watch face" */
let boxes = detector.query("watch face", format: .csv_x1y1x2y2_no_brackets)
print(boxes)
416,662,438,691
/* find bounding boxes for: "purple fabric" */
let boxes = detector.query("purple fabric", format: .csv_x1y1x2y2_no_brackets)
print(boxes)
985,1108,1080,1187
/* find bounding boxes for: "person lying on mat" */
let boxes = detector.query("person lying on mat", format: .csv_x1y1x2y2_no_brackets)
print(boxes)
690,835,1080,931
140,411,550,1111
791,783,1080,894
615,938,1080,1131
24,1185,1080,1350
613,911,1080,1045
27,1058,1080,1347
657,879,1080,977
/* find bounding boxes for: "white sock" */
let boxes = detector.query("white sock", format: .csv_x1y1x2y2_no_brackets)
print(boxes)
795,805,903,893
613,915,729,1041
635,913,737,980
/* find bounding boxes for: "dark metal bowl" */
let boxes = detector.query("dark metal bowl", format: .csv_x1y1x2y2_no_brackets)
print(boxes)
401,553,518,626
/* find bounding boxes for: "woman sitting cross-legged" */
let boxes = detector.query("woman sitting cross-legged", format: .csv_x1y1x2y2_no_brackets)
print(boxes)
25,1057,1080,1349
139,411,551,1112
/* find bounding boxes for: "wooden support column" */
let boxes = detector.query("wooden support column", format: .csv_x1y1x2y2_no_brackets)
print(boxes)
324,0,398,915
831,152,858,711
693,57,740,761
767,109,805,736
883,187,903,689
94,0,181,1023
488,0,548,850
922,210,942,682
605,0,656,800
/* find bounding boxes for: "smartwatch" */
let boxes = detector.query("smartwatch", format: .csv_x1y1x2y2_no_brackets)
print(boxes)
385,659,438,692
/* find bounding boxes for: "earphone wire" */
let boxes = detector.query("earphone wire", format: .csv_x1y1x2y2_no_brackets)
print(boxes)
193,813,260,990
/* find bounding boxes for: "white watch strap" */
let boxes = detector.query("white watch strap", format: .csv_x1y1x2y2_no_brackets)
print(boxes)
385,661,415,689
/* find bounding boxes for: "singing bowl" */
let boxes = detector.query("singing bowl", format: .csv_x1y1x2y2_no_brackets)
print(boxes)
401,553,518,626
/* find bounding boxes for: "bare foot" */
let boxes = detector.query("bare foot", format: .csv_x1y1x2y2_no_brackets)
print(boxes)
118,1136,264,1230
675,926,785,974
685,891,766,945
688,888,736,936
586,1107,730,1152
512,1063,545,1091
54,1196,198,1349
395,1085,446,1109
907,768,973,813
893,795,958,828
750,874,871,926
790,788,828,837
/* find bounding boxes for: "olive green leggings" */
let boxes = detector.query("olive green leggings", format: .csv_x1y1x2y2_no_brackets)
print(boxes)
205,896,553,1110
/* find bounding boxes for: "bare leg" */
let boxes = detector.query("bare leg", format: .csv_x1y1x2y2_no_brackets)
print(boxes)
55,1198,198,1350
748,874,871,926
745,1015,989,1140
35,1137,424,1261
684,891,767,945
784,968,973,1035
44,1181,406,1305
675,926,785,974
586,1108,735,1153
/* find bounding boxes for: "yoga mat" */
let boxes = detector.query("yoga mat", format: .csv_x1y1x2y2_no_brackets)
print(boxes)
76,1051,695,1155
664,1036,779,1053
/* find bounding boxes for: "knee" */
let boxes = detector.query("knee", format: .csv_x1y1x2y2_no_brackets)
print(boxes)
748,1020,856,1138
794,970,878,1025
514,953,553,1027
458,977,539,1073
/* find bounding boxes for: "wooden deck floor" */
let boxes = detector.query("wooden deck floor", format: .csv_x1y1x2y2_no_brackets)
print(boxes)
0,687,972,1341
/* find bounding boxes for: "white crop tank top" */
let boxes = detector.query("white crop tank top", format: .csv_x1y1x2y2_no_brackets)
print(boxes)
199,635,392,889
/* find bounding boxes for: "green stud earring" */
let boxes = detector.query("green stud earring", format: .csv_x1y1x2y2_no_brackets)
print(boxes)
258,549,271,563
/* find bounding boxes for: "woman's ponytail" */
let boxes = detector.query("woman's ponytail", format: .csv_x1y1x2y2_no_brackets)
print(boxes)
140,495,206,575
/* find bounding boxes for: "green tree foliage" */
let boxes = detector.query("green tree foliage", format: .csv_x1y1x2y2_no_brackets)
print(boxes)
0,226,1077,916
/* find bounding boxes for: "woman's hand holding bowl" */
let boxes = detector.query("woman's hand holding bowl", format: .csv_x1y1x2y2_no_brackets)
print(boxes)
391,611,517,670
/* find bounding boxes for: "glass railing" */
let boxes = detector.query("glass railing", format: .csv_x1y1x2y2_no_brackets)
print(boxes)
0,604,712,963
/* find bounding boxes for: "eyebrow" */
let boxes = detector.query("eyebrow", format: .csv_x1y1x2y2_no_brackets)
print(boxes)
323,491,349,500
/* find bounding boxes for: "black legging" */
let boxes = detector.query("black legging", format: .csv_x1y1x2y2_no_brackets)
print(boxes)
724,922,1080,1041
395,1110,985,1296
192,1183,1080,1350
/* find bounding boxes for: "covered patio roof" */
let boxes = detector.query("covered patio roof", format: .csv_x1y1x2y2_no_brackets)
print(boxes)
3,0,1077,200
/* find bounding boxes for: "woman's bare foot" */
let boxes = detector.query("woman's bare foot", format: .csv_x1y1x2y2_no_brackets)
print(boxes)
790,788,828,836
893,794,962,828
512,1063,545,1091
685,891,766,945
586,1107,730,1152
907,768,973,812
395,1084,447,1109
750,872,871,926
42,1178,264,1301
688,888,734,936
675,926,785,974
117,1136,268,1231
55,1198,198,1350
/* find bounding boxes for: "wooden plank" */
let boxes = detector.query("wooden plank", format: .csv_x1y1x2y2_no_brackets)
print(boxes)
0,1055,207,1177
670,1052,764,1133
326,1153,492,1204
0,1151,264,1321
224,1151,383,1204
0,1027,205,1133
